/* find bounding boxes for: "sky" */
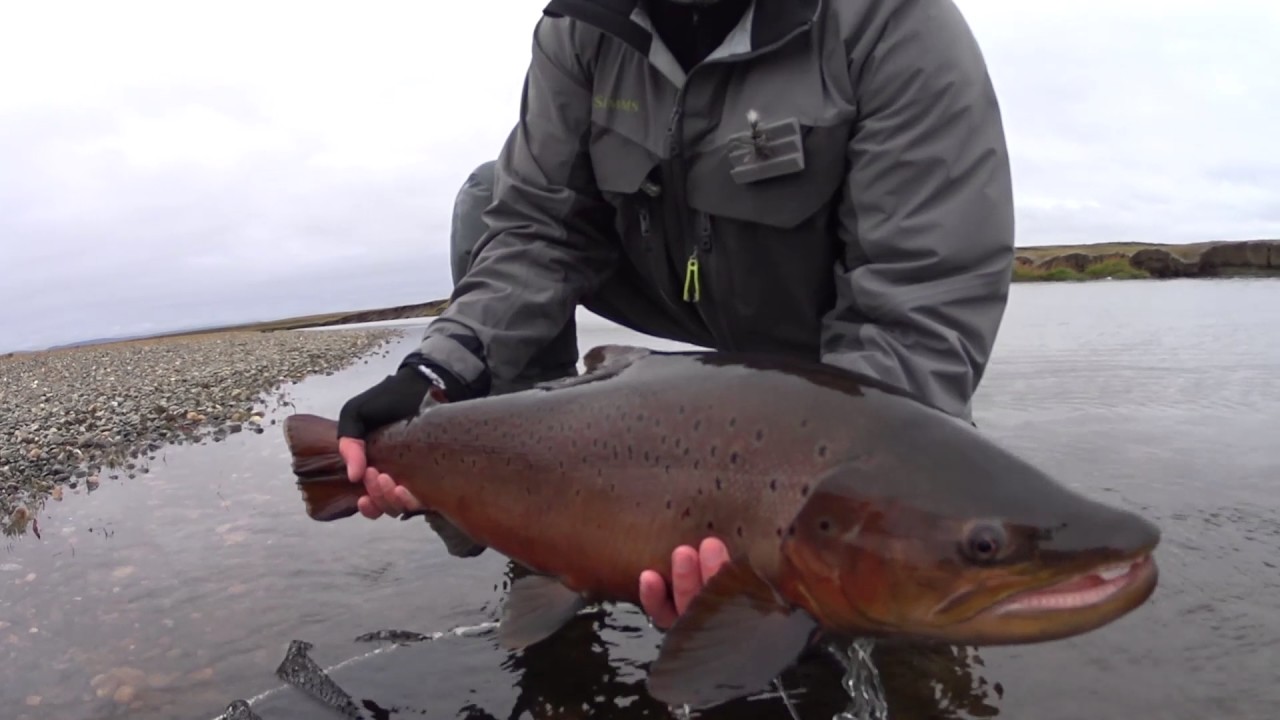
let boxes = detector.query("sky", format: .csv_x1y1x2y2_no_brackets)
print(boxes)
1,0,1277,352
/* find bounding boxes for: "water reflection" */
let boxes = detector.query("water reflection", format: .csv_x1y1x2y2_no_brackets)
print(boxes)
2,282,1279,720
250,558,1008,719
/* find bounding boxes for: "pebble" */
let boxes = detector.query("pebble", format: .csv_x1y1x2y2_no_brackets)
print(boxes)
0,329,399,527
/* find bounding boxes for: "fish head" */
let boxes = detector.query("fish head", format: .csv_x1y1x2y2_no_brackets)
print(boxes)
779,421,1160,646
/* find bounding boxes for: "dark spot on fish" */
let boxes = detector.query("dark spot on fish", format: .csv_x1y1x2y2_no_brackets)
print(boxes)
637,412,645,422
627,445,634,460
736,526,744,538
788,524,796,537
674,438,683,449
660,435,668,446
715,477,723,491
644,450,651,463
665,464,672,475
706,521,715,531
769,478,778,492
819,520,831,533
693,459,701,470
636,501,642,509
575,488,581,497
666,499,673,510
470,458,478,469
697,488,704,496
678,405,686,415
755,429,765,442
776,527,783,538
729,417,737,428
681,507,691,520
558,460,565,471
729,451,740,466
694,419,702,431
817,444,829,459
800,419,809,428
801,483,810,497
683,447,691,457
610,483,616,493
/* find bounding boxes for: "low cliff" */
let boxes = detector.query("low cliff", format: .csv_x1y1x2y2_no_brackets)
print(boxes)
1013,239,1280,281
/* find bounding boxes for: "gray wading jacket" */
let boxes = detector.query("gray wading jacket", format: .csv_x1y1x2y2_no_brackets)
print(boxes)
415,0,1015,421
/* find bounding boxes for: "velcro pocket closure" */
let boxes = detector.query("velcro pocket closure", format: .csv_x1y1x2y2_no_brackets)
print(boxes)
687,122,851,229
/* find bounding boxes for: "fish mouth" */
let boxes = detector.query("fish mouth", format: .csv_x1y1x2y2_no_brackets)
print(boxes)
990,552,1157,616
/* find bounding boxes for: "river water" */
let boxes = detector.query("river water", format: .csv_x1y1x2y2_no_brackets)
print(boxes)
2,278,1277,720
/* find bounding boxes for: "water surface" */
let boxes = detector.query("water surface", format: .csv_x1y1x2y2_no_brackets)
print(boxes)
2,278,1277,720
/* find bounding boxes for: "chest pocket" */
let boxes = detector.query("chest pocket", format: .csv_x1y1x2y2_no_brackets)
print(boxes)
686,119,852,230
587,123,670,277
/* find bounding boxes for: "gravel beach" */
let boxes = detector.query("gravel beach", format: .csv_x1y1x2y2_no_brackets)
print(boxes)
0,328,403,533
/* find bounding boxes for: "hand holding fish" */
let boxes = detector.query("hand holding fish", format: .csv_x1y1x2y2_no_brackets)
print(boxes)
334,364,728,628
639,538,730,629
341,434,727,626
292,345,1161,711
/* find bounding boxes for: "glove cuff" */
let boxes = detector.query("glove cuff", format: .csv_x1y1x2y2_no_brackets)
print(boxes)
398,353,476,402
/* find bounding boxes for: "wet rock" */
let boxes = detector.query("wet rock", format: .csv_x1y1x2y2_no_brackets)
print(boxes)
112,684,136,704
224,699,266,720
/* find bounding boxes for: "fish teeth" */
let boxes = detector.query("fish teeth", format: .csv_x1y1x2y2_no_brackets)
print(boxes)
1096,561,1135,583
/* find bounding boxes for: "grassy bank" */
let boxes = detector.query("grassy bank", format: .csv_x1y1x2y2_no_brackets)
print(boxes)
1013,258,1150,282
1011,238,1278,283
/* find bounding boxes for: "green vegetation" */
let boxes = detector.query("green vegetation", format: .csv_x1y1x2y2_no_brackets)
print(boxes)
1013,258,1150,282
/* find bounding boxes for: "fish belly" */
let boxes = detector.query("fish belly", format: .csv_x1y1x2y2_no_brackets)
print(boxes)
374,355,859,603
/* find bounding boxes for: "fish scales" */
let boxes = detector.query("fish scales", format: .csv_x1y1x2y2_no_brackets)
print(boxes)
282,344,1161,711
363,351,872,602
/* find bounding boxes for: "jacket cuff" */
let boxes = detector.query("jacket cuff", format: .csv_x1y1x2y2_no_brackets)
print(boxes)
400,339,491,401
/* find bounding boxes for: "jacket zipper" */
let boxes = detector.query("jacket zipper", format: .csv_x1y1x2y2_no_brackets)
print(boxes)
665,21,813,342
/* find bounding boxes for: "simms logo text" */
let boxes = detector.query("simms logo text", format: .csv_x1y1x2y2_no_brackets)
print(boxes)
593,96,640,112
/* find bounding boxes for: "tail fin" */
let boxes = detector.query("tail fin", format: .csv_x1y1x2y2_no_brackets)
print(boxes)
283,413,363,522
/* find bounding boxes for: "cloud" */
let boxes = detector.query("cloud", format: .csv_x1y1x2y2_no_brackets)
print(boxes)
956,0,1280,245
2,0,1278,351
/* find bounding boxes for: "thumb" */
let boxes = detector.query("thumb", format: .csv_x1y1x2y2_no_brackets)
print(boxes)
338,437,368,483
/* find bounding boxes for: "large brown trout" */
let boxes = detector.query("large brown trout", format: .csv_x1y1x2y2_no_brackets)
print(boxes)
282,344,1160,709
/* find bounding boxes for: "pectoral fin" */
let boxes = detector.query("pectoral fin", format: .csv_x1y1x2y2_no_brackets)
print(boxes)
531,344,654,392
498,575,588,650
402,510,486,558
646,560,819,709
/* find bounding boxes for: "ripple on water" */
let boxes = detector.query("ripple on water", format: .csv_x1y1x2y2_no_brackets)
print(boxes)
4,284,1280,719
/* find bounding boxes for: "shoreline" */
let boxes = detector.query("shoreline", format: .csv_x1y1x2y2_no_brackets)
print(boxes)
1012,238,1279,282
0,327,404,534
4,240,1277,361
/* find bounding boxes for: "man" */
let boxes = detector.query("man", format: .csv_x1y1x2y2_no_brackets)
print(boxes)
337,0,1015,631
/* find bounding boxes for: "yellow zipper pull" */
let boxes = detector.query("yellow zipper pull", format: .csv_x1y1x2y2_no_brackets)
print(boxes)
682,251,701,302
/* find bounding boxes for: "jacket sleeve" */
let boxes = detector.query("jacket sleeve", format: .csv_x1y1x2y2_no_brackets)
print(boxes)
821,0,1016,421
411,16,620,393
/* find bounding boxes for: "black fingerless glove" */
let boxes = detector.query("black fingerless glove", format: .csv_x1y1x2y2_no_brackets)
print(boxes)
336,357,471,440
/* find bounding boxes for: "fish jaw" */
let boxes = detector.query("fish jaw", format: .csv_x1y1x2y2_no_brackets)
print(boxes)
929,549,1159,645
775,447,1164,647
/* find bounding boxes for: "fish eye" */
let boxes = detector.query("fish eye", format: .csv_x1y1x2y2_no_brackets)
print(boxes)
961,522,1007,564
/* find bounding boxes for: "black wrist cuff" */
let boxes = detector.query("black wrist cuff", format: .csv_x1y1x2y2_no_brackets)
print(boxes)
398,352,477,402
